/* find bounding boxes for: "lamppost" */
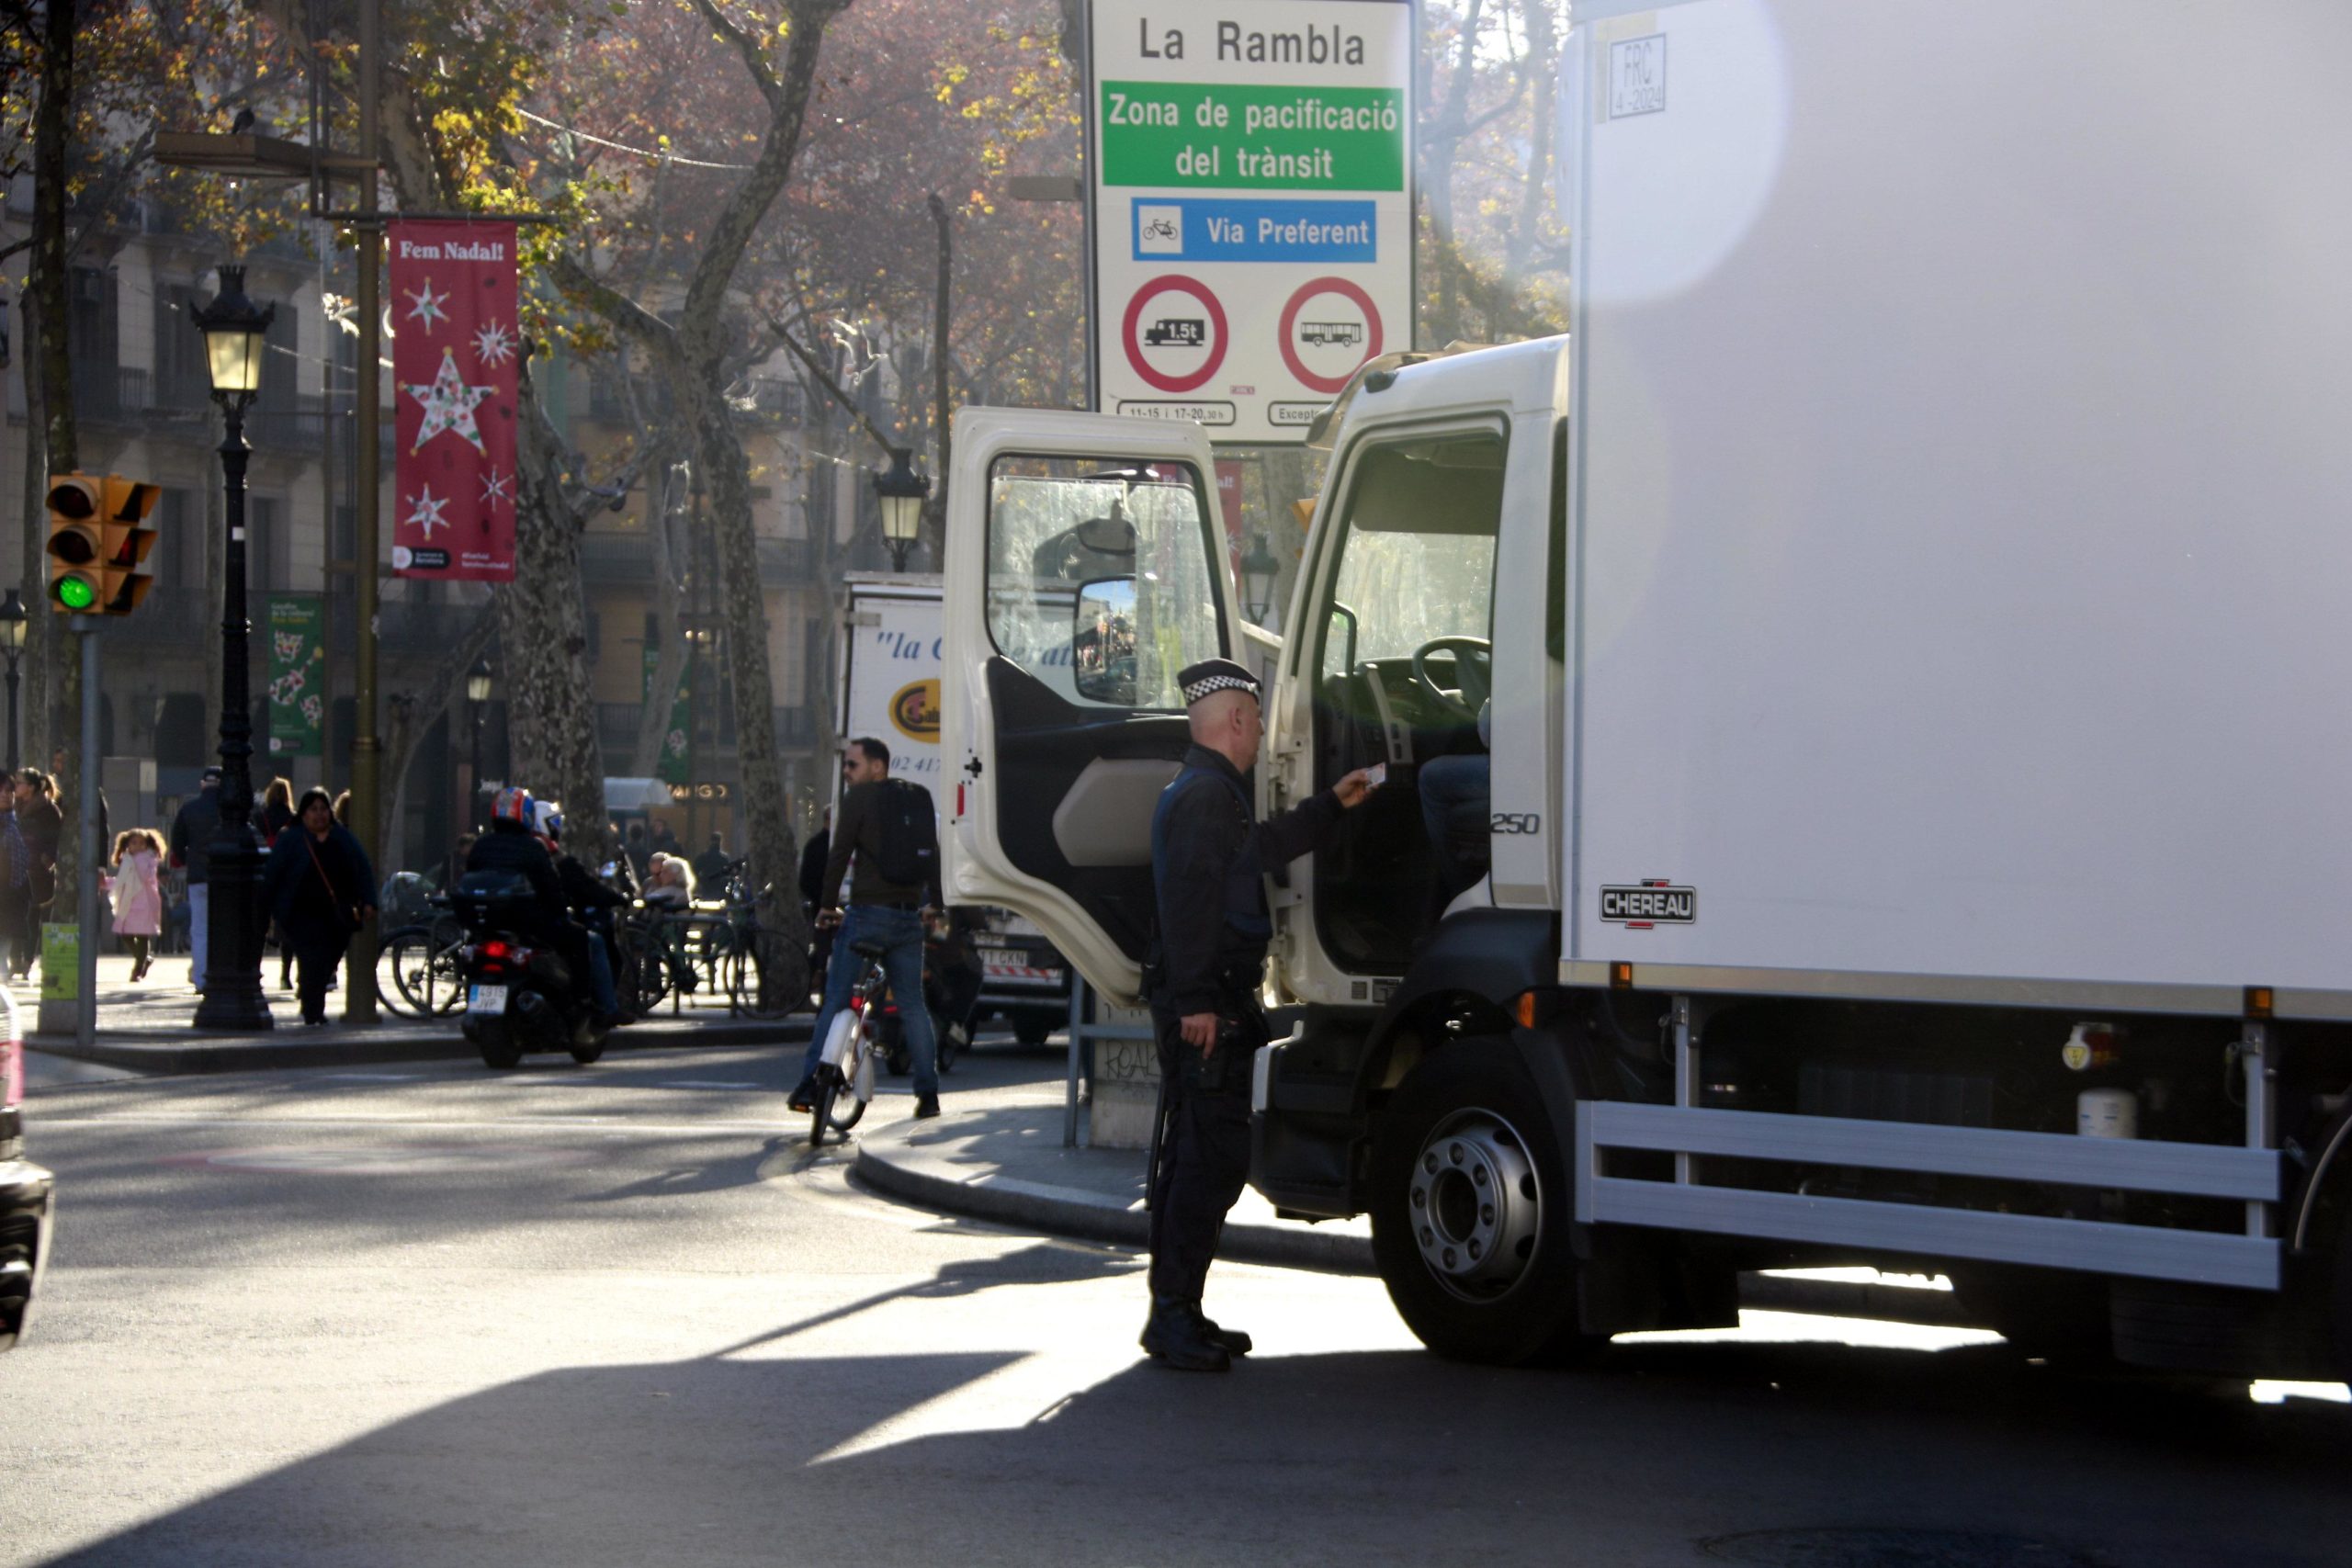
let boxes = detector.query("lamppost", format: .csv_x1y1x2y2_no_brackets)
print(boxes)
0,590,26,772
874,446,931,572
190,265,276,1032
1240,535,1280,626
465,657,492,829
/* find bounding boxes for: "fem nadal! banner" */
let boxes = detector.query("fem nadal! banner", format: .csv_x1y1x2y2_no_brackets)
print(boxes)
390,220,519,581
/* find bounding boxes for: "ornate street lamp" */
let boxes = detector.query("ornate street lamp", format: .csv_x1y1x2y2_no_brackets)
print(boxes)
1240,534,1281,626
190,265,277,1032
466,657,493,829
0,589,27,773
873,446,931,573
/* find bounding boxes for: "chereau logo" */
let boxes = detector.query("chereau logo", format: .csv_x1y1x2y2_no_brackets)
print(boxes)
1600,882,1696,927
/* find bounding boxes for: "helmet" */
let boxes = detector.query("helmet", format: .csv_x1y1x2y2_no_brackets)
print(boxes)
530,800,565,840
492,786,534,826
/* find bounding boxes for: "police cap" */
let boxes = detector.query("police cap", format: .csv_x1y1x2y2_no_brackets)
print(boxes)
1177,659,1260,706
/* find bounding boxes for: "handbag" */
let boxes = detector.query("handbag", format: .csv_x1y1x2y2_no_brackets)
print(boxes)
300,832,363,936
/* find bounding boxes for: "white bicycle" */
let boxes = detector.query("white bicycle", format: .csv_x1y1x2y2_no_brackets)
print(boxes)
808,937,891,1145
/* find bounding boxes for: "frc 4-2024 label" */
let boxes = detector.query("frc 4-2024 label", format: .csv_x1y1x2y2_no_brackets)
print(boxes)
1600,882,1696,926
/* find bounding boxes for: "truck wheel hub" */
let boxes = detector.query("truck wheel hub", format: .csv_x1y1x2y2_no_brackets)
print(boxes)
1407,1111,1540,1301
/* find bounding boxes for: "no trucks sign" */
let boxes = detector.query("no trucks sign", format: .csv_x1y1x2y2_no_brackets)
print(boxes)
1089,0,1414,444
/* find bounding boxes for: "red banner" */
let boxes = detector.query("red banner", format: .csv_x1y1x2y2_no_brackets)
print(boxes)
390,220,519,581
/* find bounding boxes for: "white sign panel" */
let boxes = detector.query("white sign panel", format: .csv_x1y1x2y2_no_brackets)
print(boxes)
1090,0,1415,444
839,598,944,814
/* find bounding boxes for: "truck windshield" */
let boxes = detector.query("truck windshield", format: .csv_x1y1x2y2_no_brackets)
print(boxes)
985,455,1226,710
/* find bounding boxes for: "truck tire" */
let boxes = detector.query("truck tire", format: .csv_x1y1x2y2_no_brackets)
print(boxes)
1370,1038,1596,1365
1013,1014,1056,1048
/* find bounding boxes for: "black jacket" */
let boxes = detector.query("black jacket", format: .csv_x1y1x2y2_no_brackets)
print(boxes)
465,822,566,916
262,823,379,942
797,829,831,909
169,787,219,886
820,780,941,911
1152,745,1339,1018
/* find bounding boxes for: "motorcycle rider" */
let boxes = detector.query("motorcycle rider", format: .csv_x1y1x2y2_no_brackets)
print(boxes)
531,800,627,1027
464,788,613,1028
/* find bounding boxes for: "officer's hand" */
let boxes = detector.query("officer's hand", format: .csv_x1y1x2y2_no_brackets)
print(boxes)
815,908,842,931
1181,1012,1219,1052
1332,767,1378,807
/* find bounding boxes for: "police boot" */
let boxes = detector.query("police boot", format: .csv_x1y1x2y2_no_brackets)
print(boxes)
1193,1307,1252,1357
1139,1295,1230,1372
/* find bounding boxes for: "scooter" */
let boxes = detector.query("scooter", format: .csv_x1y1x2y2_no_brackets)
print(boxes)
446,872,606,1069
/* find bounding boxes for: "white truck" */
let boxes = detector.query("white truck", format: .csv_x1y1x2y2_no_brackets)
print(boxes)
836,574,1073,1044
939,0,2352,1374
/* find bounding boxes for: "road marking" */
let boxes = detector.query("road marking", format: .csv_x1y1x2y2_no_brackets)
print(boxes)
317,1072,428,1082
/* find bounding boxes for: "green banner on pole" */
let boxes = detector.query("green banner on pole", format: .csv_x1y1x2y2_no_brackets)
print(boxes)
266,594,325,758
641,648,691,784
40,923,77,1003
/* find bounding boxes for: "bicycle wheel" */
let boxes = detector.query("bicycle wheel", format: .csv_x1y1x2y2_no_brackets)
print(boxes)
619,921,670,1015
824,1022,872,1136
726,922,801,1021
379,927,439,1019
428,917,469,1016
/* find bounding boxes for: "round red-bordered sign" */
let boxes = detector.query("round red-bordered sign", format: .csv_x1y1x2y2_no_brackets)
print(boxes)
1278,276,1384,394
1121,276,1228,394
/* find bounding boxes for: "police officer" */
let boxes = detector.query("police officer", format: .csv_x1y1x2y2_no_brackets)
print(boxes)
1143,659,1377,1372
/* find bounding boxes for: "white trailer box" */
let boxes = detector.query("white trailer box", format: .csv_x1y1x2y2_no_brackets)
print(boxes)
1561,0,2352,1016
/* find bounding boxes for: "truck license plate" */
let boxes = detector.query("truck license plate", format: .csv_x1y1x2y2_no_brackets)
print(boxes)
469,985,508,1015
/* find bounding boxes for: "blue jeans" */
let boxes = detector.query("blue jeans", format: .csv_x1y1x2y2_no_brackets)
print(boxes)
801,906,937,1100
1418,753,1492,908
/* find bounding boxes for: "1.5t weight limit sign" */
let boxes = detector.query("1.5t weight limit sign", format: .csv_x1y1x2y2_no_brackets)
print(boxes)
1090,0,1414,444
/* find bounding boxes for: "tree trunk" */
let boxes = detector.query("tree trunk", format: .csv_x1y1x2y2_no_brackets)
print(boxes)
925,192,952,565
17,299,53,775
629,461,690,778
30,0,81,918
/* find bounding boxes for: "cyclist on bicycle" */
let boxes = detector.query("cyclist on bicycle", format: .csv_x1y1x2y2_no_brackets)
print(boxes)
788,737,944,1120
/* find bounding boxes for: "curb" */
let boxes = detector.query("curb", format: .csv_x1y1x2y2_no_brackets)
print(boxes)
28,1016,811,1076
853,1121,1376,1276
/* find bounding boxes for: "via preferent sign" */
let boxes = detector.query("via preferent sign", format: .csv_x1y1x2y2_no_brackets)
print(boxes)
1089,0,1414,444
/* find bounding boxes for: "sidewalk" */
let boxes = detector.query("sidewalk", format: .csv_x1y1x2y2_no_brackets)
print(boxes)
17,951,808,1075
854,1064,1376,1276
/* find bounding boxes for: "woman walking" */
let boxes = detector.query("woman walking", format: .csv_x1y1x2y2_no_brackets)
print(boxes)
0,774,31,981
262,787,379,1026
262,778,298,989
107,829,166,981
13,769,63,928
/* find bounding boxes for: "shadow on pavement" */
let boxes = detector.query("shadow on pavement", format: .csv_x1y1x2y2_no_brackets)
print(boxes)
36,1333,2352,1567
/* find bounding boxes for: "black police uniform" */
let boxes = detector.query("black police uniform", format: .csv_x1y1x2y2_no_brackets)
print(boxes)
1145,662,1343,1368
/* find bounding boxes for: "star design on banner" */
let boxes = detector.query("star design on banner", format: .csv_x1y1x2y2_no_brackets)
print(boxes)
472,319,516,367
403,347,494,455
405,486,450,537
403,277,449,333
480,468,514,506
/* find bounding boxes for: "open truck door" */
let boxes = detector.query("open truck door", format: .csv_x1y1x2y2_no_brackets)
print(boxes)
941,409,1237,1006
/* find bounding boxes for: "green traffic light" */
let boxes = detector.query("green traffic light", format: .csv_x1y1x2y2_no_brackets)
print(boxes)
54,575,97,611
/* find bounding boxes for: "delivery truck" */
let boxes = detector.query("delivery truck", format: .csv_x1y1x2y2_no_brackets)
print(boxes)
836,574,1073,1046
937,0,2352,1374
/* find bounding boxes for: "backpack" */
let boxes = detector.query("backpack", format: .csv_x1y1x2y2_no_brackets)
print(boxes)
867,779,938,889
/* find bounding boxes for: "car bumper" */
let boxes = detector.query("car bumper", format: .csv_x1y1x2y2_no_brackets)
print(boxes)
0,1157,55,1349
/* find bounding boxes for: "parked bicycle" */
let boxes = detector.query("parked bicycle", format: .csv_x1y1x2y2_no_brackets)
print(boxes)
378,911,468,1018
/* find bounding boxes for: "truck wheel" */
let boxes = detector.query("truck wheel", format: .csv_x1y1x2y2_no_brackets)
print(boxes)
1013,1014,1056,1048
1370,1039,1593,1365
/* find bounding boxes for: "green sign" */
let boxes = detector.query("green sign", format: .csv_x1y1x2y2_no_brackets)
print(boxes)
40,924,76,1002
266,594,325,758
1099,82,1406,190
641,648,691,785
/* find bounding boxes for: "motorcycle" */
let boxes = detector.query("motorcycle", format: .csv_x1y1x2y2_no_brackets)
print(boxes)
447,870,606,1069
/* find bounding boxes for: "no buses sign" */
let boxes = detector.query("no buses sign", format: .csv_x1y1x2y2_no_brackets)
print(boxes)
1089,0,1414,444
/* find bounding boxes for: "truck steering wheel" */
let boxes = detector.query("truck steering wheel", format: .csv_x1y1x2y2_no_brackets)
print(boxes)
1409,636,1493,728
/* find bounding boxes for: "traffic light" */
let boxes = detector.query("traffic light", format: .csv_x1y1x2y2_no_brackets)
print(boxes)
97,477,158,615
44,473,104,613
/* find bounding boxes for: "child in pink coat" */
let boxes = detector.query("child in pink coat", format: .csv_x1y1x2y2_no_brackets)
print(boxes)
107,828,166,982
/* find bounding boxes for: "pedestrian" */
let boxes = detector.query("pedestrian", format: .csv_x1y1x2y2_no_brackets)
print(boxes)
13,770,63,931
797,808,831,913
624,821,650,882
1140,660,1375,1372
691,830,731,890
260,778,297,844
261,786,379,1026
106,828,166,982
650,818,682,860
789,738,945,1120
0,775,31,981
261,778,299,991
642,851,695,909
169,767,222,989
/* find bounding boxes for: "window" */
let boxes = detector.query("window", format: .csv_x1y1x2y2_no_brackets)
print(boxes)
1317,434,1506,681
983,455,1225,710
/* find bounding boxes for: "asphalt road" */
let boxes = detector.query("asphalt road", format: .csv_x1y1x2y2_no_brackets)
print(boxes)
5,1041,2349,1568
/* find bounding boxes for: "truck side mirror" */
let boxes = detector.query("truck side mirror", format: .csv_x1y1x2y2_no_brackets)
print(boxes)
1072,576,1139,706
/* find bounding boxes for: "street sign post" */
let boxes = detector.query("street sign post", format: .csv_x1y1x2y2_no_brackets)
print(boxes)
1088,0,1415,443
